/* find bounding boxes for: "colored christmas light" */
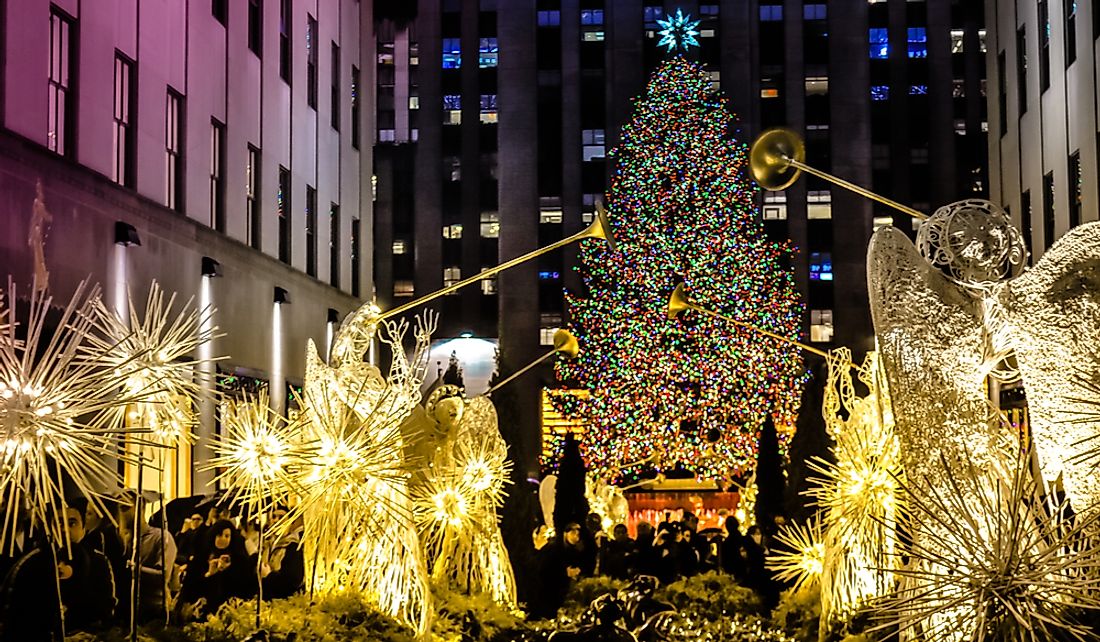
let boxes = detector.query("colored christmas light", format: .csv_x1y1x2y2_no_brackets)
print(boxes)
558,57,806,483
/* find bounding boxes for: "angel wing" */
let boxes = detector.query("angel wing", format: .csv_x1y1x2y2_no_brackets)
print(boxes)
867,226,1002,482
994,221,1100,514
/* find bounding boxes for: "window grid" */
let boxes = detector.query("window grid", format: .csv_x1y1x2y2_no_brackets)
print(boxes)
1039,1,1050,91
351,66,361,148
280,0,292,83
247,145,261,249
112,53,135,188
210,119,226,232
1017,27,1028,114
1065,0,1077,66
307,15,318,109
329,203,340,288
248,0,262,56
1069,151,1082,228
306,185,317,276
48,8,75,157
1043,171,1055,250
165,89,184,212
351,218,361,297
331,42,340,130
278,166,291,264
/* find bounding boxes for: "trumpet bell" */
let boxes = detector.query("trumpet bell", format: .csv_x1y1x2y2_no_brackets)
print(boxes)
750,128,805,191
553,329,580,359
667,283,694,320
578,202,617,253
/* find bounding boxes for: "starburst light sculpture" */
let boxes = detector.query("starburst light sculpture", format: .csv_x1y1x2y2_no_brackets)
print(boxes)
766,516,825,593
656,9,701,52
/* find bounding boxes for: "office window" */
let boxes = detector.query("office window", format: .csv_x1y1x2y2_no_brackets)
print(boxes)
808,190,832,219
329,204,340,288
1069,151,1082,228
445,156,461,181
212,0,228,25
700,4,719,15
952,79,966,98
870,84,889,101
305,185,317,276
1043,171,1055,249
246,145,261,249
540,327,559,346
810,309,834,343
1021,189,1034,262
480,211,500,238
582,129,605,161
443,266,462,289
165,89,184,212
351,218,361,297
978,29,987,52
443,224,463,239
331,42,340,130
1017,28,1028,114
280,0,291,82
1039,1,1050,91
1065,0,1077,66
539,270,561,281
444,94,461,125
581,9,604,25
907,27,927,58
763,191,787,220
443,37,461,68
481,274,498,295
210,119,226,232
805,76,828,95
539,208,563,224
248,0,262,56
810,252,833,281
306,15,318,108
278,166,291,264
480,94,497,124
48,7,75,157
394,280,414,297
950,29,965,53
112,53,135,188
351,66,361,148
479,38,498,68
392,239,409,255
873,215,893,231
997,52,1008,135
803,4,826,20
869,28,889,58
760,5,783,21
537,10,561,27
909,84,928,95
582,30,605,42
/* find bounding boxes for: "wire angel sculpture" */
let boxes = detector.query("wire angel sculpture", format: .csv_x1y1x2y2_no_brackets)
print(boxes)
408,387,516,607
278,302,436,636
0,278,150,553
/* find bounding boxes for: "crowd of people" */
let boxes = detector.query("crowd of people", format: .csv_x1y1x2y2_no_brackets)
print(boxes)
0,493,305,641
532,511,788,619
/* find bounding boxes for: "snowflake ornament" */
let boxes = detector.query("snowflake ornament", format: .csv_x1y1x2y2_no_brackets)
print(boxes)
657,9,701,52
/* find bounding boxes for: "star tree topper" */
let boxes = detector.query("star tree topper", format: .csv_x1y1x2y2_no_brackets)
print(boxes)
657,9,701,52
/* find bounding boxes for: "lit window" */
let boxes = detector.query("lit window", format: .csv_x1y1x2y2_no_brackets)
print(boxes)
809,252,833,281
482,274,498,295
540,208,563,224
480,211,500,238
443,266,462,289
443,224,463,239
907,27,927,58
763,191,787,220
805,76,828,95
582,194,599,223
810,309,833,343
978,29,987,53
950,29,965,53
761,87,780,98
392,239,409,254
539,271,561,280
808,190,832,219
870,85,889,101
580,9,604,25
480,94,498,124
760,5,783,21
582,129,605,161
869,28,889,59
442,37,461,68
952,79,965,98
803,4,826,20
909,84,928,95
394,280,415,297
708,70,721,89
478,38,498,68
540,327,559,346
873,215,893,231
537,10,561,26
409,96,420,109
582,30,605,42
444,94,461,125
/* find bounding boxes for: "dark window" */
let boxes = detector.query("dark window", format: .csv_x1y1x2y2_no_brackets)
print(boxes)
998,51,1008,136
1069,151,1081,228
247,145,261,249
280,0,291,83
351,218,361,297
1017,27,1028,114
166,89,184,212
48,7,75,157
329,203,340,288
210,119,226,232
331,42,340,130
248,0,262,56
305,185,317,276
1039,1,1050,91
307,15,318,109
112,53,135,187
1043,171,1055,250
351,66,361,149
537,10,560,26
212,0,228,26
1021,189,1033,263
1065,0,1077,66
278,166,291,263
760,5,783,21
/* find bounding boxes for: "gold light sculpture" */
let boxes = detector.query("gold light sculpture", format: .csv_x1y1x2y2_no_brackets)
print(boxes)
0,279,148,552
808,349,901,626
409,391,516,606
283,305,435,636
871,452,1100,642
766,516,824,593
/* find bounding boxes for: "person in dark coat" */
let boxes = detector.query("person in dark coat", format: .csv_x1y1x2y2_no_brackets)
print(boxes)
533,522,592,619
599,524,635,580
261,511,305,599
178,519,257,619
720,515,747,582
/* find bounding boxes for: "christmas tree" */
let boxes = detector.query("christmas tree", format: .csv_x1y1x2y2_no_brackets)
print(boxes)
559,57,805,483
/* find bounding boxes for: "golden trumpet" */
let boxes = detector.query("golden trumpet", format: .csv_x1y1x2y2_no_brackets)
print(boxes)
484,329,580,395
749,128,927,221
381,205,615,320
